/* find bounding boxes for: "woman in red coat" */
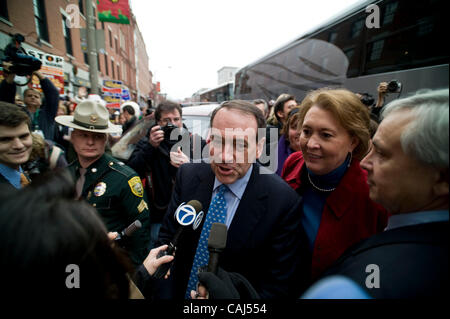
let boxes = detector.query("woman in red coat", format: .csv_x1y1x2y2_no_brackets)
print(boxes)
281,88,388,284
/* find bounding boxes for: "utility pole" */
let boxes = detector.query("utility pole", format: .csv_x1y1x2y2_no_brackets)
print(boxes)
86,0,99,94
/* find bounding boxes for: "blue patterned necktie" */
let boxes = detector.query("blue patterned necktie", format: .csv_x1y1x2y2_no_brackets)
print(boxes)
185,184,228,298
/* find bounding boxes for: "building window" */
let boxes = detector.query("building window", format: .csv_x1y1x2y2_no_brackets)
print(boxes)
328,31,338,44
383,1,398,25
33,0,49,42
78,0,84,16
83,52,88,65
109,29,113,48
369,39,385,61
350,19,364,38
345,48,355,61
117,64,120,81
122,64,126,81
0,0,9,20
104,54,109,76
111,59,115,78
115,38,118,54
417,17,434,37
62,15,73,55
120,30,125,49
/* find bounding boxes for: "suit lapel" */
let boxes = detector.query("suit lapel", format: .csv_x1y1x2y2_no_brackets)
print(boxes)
193,164,215,217
227,163,268,249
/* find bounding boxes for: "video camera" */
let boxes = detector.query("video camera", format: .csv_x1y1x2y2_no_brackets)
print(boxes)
1,33,42,85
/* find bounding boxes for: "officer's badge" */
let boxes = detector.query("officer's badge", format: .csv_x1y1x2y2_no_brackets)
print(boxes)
90,115,98,123
128,176,144,197
94,182,107,196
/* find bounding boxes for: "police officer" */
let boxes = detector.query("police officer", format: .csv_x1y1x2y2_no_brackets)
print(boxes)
55,100,150,266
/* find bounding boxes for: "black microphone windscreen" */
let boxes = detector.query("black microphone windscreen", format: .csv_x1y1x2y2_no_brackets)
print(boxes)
186,200,203,213
124,220,142,237
208,223,227,250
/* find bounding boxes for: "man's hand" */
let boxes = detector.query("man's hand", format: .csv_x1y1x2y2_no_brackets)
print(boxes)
108,232,119,240
191,268,261,299
170,146,189,168
142,244,174,278
32,71,45,81
1,63,16,84
149,125,164,148
375,82,388,108
190,284,209,299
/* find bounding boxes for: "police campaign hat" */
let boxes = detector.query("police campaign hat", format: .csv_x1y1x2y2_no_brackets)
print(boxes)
55,100,121,134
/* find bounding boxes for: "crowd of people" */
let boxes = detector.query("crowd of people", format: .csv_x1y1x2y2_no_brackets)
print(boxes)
0,67,448,300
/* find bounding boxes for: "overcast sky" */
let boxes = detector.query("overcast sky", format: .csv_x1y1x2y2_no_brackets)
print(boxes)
131,0,363,101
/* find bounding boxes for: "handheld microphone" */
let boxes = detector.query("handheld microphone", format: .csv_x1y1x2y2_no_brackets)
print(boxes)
114,220,142,241
153,200,203,279
207,223,228,274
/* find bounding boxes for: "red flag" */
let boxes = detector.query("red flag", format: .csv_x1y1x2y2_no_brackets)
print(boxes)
97,0,131,24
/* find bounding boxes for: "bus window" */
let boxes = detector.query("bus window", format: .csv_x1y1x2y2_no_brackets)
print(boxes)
350,18,365,39
382,1,399,26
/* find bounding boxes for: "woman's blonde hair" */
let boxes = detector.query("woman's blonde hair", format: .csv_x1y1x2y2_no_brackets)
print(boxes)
30,132,47,162
298,88,371,160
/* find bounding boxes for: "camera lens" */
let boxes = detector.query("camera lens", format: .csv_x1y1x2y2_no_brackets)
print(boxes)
388,80,400,93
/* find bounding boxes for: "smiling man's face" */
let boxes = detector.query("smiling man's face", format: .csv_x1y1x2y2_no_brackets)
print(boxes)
0,123,32,169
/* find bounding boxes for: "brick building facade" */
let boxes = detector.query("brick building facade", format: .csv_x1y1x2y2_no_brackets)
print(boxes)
0,0,156,107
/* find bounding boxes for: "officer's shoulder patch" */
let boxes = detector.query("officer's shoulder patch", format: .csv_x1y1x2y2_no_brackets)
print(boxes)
128,176,144,197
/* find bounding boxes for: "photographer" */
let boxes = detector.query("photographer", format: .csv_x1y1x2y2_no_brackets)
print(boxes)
0,69,59,141
370,80,402,123
127,101,206,250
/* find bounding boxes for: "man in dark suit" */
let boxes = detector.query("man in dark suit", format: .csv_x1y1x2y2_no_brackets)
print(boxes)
155,100,303,299
318,89,449,298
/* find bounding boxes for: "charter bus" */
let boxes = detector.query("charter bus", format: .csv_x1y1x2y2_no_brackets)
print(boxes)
234,0,449,104
199,81,234,103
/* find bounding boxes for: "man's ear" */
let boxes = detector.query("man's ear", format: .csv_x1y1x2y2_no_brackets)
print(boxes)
206,129,211,144
433,169,449,197
256,137,266,160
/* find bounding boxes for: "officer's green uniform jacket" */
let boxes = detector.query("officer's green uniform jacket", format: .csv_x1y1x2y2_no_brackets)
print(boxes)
68,153,150,266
